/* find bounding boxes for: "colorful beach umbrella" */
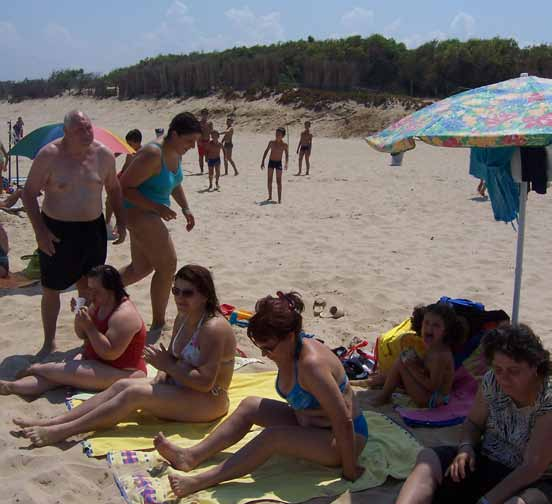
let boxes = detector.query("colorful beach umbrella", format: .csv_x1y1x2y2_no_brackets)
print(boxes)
366,75,552,154
365,74,552,325
8,123,135,159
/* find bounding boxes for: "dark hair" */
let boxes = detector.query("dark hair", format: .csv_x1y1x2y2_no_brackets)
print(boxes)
211,130,219,137
174,265,220,318
276,127,286,137
125,129,142,144
247,291,304,343
411,303,465,346
166,112,202,140
87,265,128,305
483,324,551,377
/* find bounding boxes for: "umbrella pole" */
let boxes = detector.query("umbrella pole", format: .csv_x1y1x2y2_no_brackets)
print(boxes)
512,181,528,325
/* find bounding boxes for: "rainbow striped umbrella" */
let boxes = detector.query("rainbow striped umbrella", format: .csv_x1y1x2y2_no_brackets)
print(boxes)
8,123,135,159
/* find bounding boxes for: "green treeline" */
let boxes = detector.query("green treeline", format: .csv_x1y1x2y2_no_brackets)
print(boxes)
1,35,551,102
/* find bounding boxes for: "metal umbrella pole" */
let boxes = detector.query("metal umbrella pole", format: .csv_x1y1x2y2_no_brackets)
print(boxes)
511,181,528,325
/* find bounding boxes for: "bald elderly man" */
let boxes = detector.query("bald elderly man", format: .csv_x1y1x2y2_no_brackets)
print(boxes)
22,110,126,358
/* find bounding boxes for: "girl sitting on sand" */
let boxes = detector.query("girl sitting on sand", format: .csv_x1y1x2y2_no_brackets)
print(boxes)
1,265,147,396
155,291,367,498
370,303,464,408
13,265,237,447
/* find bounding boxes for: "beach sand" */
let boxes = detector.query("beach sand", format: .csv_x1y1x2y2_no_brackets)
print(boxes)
1,95,551,503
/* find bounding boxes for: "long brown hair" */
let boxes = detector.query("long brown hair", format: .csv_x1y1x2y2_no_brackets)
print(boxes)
174,265,221,318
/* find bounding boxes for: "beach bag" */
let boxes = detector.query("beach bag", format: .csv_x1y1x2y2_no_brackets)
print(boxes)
21,250,41,280
374,318,426,374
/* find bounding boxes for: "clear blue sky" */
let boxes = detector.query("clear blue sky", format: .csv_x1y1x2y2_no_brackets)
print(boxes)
1,0,551,81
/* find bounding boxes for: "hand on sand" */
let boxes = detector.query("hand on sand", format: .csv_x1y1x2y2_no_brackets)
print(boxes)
153,432,198,471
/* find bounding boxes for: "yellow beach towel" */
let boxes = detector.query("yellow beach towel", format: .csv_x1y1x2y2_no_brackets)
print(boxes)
109,411,421,504
77,372,281,457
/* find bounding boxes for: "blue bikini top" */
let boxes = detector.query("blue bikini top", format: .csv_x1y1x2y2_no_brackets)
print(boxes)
276,334,349,410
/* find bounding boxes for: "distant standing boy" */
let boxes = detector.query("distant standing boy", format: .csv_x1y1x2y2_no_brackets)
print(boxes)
261,127,289,204
222,117,238,176
197,109,211,174
106,129,142,236
296,121,313,176
206,130,223,190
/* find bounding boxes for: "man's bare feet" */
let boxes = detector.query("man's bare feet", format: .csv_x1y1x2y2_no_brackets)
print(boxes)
20,426,64,447
0,381,13,395
168,473,202,498
154,432,198,472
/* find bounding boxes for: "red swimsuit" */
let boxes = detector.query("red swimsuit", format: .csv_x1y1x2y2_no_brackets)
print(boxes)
83,299,147,374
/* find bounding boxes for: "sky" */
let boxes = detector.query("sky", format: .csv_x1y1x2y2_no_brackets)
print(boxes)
1,0,551,81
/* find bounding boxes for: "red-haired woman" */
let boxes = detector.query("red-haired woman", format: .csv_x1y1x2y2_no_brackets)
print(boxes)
157,291,368,498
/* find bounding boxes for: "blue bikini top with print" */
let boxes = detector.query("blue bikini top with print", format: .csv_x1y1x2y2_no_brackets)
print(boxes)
276,334,349,410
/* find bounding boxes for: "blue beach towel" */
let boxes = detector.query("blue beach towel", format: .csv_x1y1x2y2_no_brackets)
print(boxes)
470,147,519,223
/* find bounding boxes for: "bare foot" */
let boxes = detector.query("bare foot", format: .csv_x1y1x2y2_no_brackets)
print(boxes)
21,426,65,447
154,432,198,471
168,473,202,498
234,170,239,176
13,416,53,428
0,381,13,395
35,343,56,362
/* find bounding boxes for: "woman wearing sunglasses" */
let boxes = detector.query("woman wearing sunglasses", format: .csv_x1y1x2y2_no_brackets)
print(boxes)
15,265,237,447
156,291,368,498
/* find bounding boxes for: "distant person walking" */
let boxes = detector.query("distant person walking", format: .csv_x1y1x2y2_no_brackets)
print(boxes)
206,130,223,191
261,127,289,204
13,116,24,142
222,117,238,176
197,109,211,174
296,121,313,176
119,112,201,333
22,110,127,358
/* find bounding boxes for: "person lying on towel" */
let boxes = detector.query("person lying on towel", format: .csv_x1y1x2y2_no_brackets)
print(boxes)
155,290,368,498
397,323,552,504
12,264,237,447
370,303,465,408
2,265,147,396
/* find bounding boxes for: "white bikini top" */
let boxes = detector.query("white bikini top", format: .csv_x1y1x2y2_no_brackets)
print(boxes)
171,314,205,367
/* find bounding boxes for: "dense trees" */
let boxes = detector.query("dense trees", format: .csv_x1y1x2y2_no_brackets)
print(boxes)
1,36,551,102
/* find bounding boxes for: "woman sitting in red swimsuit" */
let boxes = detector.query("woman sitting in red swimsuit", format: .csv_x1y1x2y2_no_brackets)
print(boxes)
0,265,147,396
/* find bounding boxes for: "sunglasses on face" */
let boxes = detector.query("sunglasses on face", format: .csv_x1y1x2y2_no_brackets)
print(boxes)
172,286,196,298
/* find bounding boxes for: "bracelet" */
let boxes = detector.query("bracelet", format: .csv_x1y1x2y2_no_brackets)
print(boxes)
181,207,192,216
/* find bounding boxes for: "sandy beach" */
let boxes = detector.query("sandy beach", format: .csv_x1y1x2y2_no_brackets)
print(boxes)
1,95,552,503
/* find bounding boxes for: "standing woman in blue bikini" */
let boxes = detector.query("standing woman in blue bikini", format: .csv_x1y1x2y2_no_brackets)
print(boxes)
155,291,367,498
119,113,202,332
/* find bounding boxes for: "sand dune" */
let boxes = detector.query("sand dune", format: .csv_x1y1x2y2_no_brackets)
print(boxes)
1,95,551,503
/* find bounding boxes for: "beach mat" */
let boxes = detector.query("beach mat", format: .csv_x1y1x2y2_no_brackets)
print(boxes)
0,272,39,289
108,411,421,504
69,371,280,457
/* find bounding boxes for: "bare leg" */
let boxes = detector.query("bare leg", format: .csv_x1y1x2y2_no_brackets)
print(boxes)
199,153,204,174
396,448,442,504
297,152,303,175
155,397,297,471
267,168,274,200
208,166,213,190
229,156,238,175
215,164,220,189
168,425,347,498
223,149,229,175
5,361,145,398
149,236,177,329
20,382,228,447
39,287,60,358
276,169,283,204
305,152,311,175
13,378,144,427
119,228,154,287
